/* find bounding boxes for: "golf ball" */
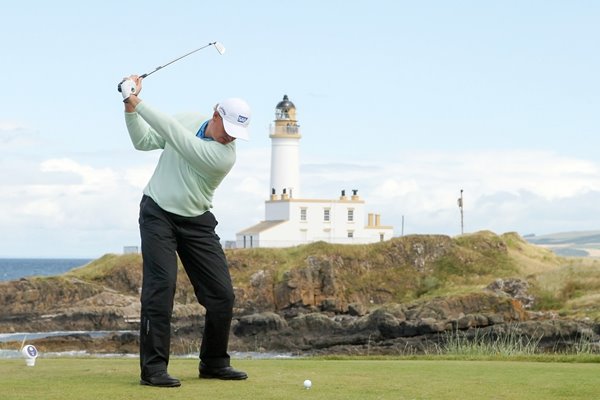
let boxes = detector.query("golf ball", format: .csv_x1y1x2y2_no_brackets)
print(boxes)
303,379,312,389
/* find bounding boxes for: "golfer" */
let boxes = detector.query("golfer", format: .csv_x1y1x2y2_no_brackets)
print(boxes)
120,75,250,387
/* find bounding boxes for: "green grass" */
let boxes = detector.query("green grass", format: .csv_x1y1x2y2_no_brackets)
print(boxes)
441,327,541,357
1,358,599,399
531,262,600,320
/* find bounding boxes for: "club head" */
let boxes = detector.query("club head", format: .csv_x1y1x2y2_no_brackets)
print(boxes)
213,42,226,55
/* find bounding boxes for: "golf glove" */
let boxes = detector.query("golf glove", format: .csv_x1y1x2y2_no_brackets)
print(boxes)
118,79,137,101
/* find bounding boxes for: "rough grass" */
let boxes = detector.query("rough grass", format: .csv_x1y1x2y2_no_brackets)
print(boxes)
51,231,600,321
1,358,599,400
503,232,564,275
441,327,542,357
66,253,140,284
226,232,526,304
530,262,600,320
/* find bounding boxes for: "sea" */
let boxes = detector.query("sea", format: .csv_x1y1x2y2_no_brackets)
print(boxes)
0,258,93,282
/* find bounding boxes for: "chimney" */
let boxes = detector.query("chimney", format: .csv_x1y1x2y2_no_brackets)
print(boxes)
375,214,381,226
270,188,278,201
281,188,289,200
368,213,374,227
340,190,347,200
351,189,359,201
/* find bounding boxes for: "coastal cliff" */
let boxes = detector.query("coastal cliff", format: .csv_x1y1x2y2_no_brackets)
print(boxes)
1,231,599,355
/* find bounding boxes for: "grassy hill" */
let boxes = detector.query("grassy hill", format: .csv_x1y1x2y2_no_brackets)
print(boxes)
66,231,600,321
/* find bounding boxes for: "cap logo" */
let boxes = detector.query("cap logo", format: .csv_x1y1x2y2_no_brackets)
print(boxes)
218,106,226,116
237,115,248,123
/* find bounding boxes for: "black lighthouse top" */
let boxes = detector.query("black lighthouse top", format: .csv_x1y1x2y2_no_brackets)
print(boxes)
276,94,295,110
275,95,296,121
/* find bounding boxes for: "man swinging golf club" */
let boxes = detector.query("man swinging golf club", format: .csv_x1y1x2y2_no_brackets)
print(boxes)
119,74,250,387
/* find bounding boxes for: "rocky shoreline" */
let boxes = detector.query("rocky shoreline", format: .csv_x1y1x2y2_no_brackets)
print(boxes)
1,234,599,356
2,279,598,356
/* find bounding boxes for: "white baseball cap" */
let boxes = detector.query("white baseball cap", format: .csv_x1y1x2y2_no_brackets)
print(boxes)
217,98,251,140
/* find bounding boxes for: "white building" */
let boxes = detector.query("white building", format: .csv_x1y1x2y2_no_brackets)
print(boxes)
123,246,139,254
236,95,393,248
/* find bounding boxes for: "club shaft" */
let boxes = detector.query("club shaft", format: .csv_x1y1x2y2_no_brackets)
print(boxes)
141,42,216,78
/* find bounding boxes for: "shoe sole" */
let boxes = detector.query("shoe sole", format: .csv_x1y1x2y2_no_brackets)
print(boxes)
140,379,181,387
199,373,248,380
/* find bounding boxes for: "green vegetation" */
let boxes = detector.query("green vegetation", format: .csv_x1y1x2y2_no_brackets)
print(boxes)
227,231,526,304
1,358,599,400
60,230,600,321
441,327,541,357
233,231,599,319
67,253,129,281
529,262,600,320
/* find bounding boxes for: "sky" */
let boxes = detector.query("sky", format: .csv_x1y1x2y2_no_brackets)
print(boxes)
1,1,599,258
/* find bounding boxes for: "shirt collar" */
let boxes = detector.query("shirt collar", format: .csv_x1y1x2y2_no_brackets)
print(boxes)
196,120,213,141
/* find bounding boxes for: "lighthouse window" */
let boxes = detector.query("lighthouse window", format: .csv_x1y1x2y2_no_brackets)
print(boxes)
300,208,307,221
323,208,330,222
276,109,290,120
347,208,354,222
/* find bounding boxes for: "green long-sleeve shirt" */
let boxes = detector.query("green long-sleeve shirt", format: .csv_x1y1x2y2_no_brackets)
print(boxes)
125,101,236,217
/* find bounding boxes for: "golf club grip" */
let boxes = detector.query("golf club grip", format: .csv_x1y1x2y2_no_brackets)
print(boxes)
117,74,146,92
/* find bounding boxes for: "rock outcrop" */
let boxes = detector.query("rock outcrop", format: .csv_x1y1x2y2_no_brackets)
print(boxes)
1,232,598,355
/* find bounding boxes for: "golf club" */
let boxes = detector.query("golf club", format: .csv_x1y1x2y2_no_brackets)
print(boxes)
118,41,225,92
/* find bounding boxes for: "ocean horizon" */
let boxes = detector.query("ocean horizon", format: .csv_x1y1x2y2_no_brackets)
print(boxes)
0,258,93,282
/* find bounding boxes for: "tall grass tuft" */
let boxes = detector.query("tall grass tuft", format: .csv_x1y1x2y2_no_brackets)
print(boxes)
566,329,600,355
441,325,542,357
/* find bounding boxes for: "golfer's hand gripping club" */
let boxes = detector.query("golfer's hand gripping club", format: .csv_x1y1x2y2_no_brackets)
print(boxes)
118,78,137,102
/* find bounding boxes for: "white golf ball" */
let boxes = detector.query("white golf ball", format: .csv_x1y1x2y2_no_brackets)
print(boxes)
303,379,312,389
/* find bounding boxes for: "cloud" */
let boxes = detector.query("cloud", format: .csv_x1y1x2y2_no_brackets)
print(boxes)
213,148,600,241
40,158,119,189
124,165,155,189
0,121,25,131
2,148,599,257
0,120,39,147
0,157,145,257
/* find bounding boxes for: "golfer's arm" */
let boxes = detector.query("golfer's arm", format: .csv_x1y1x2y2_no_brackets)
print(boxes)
135,102,234,175
124,95,141,112
124,97,166,151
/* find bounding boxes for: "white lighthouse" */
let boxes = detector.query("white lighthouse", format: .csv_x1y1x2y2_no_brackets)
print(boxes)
270,95,301,199
236,95,394,248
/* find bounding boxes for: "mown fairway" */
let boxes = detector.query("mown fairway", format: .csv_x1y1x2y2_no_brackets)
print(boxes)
1,358,599,399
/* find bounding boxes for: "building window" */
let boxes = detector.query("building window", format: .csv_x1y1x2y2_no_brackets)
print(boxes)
300,208,307,221
347,208,354,222
380,233,385,242
324,208,330,222
347,231,354,238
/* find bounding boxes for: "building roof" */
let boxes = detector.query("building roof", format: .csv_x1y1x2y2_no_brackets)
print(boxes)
236,220,286,235
266,197,365,204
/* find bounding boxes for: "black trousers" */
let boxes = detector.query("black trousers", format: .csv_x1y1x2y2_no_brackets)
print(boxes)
138,195,235,377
